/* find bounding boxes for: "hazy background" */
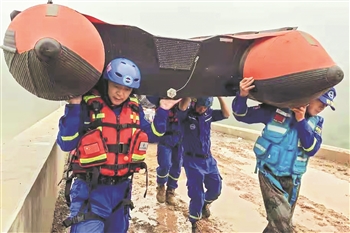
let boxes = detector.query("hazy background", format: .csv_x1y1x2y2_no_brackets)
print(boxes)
1,0,349,148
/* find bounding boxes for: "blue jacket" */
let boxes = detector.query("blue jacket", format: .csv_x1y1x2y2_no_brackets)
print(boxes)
144,96,182,147
158,105,183,147
177,105,227,156
232,95,323,157
57,96,169,152
232,94,324,206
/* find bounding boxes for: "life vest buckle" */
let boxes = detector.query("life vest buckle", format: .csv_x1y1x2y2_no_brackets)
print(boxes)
91,100,103,114
129,103,140,113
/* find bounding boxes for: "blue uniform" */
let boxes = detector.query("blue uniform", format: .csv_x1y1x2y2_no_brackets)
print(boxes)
232,94,324,233
177,105,227,223
57,96,169,233
232,95,323,159
156,106,183,189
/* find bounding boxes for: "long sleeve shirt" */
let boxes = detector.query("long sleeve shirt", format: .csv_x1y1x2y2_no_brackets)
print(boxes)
177,106,227,155
232,94,324,156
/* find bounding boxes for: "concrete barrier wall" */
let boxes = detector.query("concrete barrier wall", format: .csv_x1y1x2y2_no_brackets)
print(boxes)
212,123,350,165
1,108,66,233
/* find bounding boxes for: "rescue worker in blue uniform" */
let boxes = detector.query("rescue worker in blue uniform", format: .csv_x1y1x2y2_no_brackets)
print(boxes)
56,57,181,233
177,96,230,233
232,77,337,233
145,96,183,205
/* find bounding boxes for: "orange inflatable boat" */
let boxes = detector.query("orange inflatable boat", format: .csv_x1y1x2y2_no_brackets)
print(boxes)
1,3,344,108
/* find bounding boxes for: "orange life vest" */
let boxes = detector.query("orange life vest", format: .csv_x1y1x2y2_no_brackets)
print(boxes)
70,90,149,177
168,105,178,123
154,105,178,123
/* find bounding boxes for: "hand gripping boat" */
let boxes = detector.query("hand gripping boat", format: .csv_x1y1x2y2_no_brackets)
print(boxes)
1,2,344,108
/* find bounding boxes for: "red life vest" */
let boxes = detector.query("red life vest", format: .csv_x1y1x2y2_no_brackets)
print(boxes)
70,90,149,177
155,105,178,123
168,106,178,123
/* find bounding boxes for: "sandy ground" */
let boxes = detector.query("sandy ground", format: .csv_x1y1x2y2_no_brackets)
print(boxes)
51,131,350,233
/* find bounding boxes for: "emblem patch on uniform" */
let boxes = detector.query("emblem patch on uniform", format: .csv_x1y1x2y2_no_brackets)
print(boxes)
315,126,322,135
276,109,291,117
273,113,286,124
190,124,196,130
139,142,148,151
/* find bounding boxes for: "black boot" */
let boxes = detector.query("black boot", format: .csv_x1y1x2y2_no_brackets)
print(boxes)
191,221,201,233
202,202,211,218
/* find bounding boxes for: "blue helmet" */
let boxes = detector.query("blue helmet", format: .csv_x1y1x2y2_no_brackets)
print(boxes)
146,96,160,107
195,97,213,108
146,95,160,107
103,58,141,89
318,87,336,111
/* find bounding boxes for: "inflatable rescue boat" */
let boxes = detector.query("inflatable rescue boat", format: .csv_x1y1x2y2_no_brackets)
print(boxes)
1,2,344,108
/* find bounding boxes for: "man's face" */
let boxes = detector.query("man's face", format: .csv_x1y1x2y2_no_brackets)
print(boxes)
107,81,132,106
307,99,327,116
195,105,208,115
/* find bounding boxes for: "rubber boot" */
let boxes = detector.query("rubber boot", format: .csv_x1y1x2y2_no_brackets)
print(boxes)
202,202,211,218
191,221,201,233
156,184,166,203
166,187,176,206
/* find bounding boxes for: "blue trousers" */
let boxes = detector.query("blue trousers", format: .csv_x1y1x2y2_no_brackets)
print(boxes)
69,178,132,233
183,154,222,223
156,143,183,189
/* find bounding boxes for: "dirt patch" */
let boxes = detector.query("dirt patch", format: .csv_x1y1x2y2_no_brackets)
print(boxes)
51,183,70,233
